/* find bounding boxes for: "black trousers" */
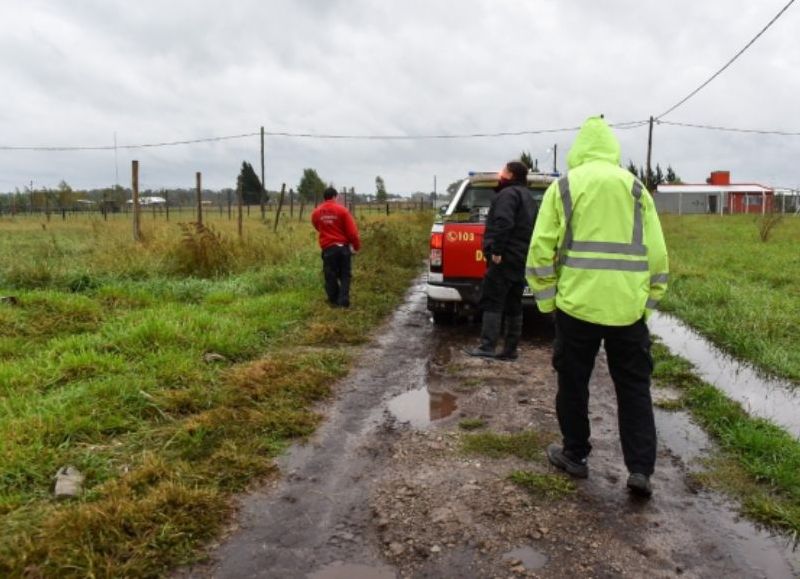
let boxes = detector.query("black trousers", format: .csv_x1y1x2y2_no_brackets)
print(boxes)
322,245,352,307
478,263,524,316
552,310,656,476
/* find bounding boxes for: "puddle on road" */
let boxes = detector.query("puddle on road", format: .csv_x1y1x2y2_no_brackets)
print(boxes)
502,545,549,571
387,387,458,428
655,409,713,465
649,312,800,437
307,561,396,579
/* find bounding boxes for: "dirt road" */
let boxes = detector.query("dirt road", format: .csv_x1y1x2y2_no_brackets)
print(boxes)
186,279,799,578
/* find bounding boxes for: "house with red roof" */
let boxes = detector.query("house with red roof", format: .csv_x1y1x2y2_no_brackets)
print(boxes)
655,171,774,215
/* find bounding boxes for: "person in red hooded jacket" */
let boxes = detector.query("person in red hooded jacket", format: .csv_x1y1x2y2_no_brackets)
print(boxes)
311,187,362,307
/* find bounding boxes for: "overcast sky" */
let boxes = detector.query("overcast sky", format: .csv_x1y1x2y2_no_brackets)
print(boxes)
1,0,798,194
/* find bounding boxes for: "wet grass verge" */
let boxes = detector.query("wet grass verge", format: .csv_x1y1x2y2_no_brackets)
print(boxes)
0,212,431,577
652,342,800,539
458,418,487,431
461,431,545,462
660,215,800,384
508,471,575,500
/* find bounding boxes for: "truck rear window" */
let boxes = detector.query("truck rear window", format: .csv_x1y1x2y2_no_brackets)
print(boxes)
448,185,545,223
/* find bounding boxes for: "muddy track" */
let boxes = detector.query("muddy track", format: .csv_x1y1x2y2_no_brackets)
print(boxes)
184,278,799,579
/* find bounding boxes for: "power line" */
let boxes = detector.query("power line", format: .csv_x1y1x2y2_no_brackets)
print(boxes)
0,120,648,152
0,132,261,152
656,0,797,119
658,119,800,136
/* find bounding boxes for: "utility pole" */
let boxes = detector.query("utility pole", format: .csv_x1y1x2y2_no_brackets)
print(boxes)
132,160,141,242
646,116,654,191
114,131,119,188
552,145,558,174
260,126,266,220
433,174,437,209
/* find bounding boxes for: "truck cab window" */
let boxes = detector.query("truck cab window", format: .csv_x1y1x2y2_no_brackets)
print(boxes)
451,186,494,223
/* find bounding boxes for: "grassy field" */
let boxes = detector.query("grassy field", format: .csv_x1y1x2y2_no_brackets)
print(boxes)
0,211,431,577
660,214,800,383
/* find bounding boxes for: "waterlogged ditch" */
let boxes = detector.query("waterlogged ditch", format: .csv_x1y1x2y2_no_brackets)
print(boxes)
650,312,800,437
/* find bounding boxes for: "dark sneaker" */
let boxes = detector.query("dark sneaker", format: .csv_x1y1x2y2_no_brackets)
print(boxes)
546,444,588,479
495,349,518,361
464,346,495,358
627,473,653,498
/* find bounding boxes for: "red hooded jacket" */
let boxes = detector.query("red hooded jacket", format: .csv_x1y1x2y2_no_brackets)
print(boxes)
311,200,362,251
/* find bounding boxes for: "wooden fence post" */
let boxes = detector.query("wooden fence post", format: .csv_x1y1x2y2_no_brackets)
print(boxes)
132,160,142,241
237,182,244,238
273,183,286,232
196,172,203,225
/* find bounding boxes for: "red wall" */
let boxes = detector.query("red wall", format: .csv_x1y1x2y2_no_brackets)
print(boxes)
728,192,774,214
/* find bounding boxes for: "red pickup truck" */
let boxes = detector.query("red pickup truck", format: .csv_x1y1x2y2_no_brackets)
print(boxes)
427,171,557,323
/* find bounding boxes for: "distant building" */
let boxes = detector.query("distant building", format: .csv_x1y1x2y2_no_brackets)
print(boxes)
127,196,167,206
656,171,774,215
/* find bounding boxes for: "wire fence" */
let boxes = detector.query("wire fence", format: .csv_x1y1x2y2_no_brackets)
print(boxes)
0,198,437,223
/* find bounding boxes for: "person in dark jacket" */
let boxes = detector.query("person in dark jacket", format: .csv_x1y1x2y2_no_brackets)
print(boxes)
467,160,538,359
311,187,362,307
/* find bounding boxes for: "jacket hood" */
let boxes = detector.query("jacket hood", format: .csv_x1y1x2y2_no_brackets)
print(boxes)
566,116,621,170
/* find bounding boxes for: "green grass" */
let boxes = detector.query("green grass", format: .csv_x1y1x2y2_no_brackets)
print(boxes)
508,470,575,500
458,418,487,431
653,342,800,537
0,211,432,577
461,431,545,462
653,398,686,411
660,215,800,383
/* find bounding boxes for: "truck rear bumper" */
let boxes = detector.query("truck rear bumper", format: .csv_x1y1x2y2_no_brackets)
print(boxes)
426,284,463,302
426,279,536,310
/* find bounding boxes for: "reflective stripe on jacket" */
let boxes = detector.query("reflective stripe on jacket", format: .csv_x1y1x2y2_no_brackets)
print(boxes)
525,116,668,326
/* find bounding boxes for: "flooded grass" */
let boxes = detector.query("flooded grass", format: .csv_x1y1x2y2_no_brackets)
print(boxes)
660,215,800,383
508,470,575,500
653,342,800,537
0,212,431,576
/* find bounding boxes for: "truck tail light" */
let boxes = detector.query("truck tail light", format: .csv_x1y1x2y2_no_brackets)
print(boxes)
430,232,443,271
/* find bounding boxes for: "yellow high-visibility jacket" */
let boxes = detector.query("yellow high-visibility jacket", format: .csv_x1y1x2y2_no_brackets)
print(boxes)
526,116,668,326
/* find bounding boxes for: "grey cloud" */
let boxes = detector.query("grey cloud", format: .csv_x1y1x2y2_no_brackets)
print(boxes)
1,0,798,193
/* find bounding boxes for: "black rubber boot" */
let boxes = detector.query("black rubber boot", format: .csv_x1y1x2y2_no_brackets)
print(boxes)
496,314,523,360
465,311,502,358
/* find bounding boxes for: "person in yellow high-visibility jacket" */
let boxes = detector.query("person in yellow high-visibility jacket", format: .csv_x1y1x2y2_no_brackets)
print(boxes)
526,116,668,498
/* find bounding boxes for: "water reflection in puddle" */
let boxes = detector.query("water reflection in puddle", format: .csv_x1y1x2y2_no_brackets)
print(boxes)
655,409,713,465
502,545,549,570
649,313,800,437
307,562,395,579
388,388,458,428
